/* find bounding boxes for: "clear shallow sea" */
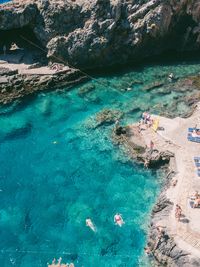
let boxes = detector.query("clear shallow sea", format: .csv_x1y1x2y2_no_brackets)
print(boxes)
0,60,200,267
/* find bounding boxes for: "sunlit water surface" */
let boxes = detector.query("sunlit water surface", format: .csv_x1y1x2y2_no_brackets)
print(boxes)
0,61,200,266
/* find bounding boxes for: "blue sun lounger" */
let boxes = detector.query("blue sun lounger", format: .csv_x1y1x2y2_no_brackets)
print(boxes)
197,170,200,177
194,158,200,166
188,128,200,132
188,133,200,143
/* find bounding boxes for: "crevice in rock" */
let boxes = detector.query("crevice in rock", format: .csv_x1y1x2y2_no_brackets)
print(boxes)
0,26,46,64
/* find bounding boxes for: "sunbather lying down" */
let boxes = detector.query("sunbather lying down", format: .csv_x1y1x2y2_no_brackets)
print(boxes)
192,129,200,137
193,198,200,208
189,191,200,208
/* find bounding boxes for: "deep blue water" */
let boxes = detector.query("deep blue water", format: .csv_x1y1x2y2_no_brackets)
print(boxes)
0,0,11,4
0,61,200,266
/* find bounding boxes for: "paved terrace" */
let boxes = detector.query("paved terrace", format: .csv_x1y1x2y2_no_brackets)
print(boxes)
129,103,200,257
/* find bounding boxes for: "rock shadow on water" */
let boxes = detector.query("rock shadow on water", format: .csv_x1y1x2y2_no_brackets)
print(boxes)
2,122,32,141
0,99,33,117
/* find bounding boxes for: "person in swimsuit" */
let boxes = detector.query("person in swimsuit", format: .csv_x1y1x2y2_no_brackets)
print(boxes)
86,218,96,232
114,213,125,227
175,204,182,221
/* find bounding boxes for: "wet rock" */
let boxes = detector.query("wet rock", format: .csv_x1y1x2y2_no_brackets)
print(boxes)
0,67,88,105
78,84,95,97
0,68,18,76
189,75,200,89
143,81,164,91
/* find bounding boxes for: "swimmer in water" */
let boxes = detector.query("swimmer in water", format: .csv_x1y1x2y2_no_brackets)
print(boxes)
86,218,96,232
114,213,125,227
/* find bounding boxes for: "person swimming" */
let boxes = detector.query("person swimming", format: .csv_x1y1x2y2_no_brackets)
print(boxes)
86,218,96,232
114,213,125,227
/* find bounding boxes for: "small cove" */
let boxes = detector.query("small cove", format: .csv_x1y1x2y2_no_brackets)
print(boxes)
0,59,200,266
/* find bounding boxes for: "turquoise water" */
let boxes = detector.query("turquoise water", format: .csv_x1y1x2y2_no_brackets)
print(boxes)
0,60,200,266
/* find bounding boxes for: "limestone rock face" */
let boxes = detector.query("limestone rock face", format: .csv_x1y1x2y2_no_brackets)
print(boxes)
1,0,200,68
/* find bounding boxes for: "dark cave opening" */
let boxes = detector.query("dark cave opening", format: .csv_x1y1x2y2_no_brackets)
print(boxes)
0,26,47,64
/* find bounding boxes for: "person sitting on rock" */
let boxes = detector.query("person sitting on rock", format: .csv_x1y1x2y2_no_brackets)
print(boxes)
115,119,120,129
171,179,177,187
192,193,200,208
156,226,165,238
144,246,151,255
193,197,200,208
142,112,147,124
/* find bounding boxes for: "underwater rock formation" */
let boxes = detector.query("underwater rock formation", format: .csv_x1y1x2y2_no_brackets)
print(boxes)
95,108,123,127
1,0,200,69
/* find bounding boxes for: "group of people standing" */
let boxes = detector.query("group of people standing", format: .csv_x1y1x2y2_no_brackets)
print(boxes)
138,111,154,133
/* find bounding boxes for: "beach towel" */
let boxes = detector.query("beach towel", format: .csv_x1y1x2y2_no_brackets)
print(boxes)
152,119,159,132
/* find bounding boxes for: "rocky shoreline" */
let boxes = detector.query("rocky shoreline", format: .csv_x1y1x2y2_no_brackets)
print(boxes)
1,1,200,265
1,0,200,107
112,111,200,266
0,64,88,105
148,192,200,267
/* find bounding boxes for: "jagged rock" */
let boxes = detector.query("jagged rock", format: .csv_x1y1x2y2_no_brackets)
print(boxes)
0,67,88,104
0,68,18,76
152,194,173,214
0,77,8,84
115,126,126,136
1,0,200,69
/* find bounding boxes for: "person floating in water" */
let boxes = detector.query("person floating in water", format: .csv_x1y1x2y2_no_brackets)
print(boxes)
86,218,96,232
114,213,125,227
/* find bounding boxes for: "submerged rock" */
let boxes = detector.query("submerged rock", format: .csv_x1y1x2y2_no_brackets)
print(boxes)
78,84,95,97
143,81,164,91
95,109,123,127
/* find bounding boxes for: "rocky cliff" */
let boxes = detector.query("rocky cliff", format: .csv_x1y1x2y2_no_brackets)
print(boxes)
0,0,200,69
